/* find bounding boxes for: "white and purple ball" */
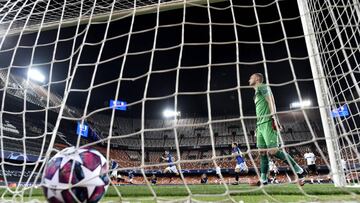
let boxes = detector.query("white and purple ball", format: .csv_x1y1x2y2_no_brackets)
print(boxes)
42,147,109,203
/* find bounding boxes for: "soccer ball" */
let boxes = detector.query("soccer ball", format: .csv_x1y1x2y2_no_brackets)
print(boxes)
42,147,109,203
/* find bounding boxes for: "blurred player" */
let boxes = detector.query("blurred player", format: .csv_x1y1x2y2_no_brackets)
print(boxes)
304,148,319,184
249,73,306,186
116,174,125,183
128,170,134,184
109,159,119,181
150,174,157,185
200,173,208,184
215,164,222,184
341,158,348,173
232,142,248,185
341,158,351,184
161,150,180,183
269,159,279,184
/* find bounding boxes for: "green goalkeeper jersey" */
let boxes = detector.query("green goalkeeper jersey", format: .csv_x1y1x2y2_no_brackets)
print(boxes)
254,83,272,125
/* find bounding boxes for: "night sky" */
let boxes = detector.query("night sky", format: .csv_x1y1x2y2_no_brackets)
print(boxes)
0,0,318,119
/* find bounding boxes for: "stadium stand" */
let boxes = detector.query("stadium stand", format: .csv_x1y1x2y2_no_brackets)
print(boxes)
0,71,342,186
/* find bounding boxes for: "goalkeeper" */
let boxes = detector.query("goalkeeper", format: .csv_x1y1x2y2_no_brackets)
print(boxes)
249,73,305,185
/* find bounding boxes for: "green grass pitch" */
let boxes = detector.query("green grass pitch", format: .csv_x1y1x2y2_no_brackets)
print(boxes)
1,184,360,202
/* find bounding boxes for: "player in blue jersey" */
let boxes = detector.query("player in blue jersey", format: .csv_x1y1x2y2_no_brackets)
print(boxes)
128,170,134,184
161,150,180,183
150,174,157,185
109,159,119,180
232,142,248,184
161,150,179,175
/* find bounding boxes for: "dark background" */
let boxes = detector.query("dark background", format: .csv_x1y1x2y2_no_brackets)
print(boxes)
0,0,317,119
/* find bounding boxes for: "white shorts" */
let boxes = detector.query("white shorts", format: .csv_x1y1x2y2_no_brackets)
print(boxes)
165,165,178,174
235,162,248,172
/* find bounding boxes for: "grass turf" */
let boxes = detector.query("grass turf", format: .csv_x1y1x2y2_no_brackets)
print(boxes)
1,184,360,202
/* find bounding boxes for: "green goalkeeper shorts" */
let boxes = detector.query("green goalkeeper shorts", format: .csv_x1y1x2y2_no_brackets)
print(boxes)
256,121,279,149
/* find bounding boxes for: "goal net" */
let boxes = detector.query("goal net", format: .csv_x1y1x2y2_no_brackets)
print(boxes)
0,0,359,202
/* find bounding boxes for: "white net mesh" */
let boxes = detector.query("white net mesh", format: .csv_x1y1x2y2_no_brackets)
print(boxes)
302,0,360,186
0,0,359,202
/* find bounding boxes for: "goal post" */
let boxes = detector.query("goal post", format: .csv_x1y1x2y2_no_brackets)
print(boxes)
297,0,346,187
298,0,360,187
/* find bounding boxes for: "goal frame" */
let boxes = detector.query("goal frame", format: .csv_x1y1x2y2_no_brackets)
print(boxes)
0,0,226,37
297,0,348,187
1,1,359,200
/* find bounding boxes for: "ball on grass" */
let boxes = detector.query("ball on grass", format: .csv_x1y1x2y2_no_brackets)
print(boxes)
42,147,109,203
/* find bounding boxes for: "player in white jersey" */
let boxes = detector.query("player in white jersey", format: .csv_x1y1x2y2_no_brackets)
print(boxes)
341,158,351,184
269,159,279,184
304,148,319,183
341,158,347,172
215,164,222,184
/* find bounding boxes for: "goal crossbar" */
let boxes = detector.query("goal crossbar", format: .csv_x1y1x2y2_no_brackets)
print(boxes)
0,0,226,37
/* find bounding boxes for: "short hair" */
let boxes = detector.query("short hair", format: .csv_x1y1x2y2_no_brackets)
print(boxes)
254,73,264,83
232,142,238,146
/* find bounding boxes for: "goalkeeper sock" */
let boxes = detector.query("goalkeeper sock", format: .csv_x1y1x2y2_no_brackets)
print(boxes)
274,151,303,174
260,154,269,182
